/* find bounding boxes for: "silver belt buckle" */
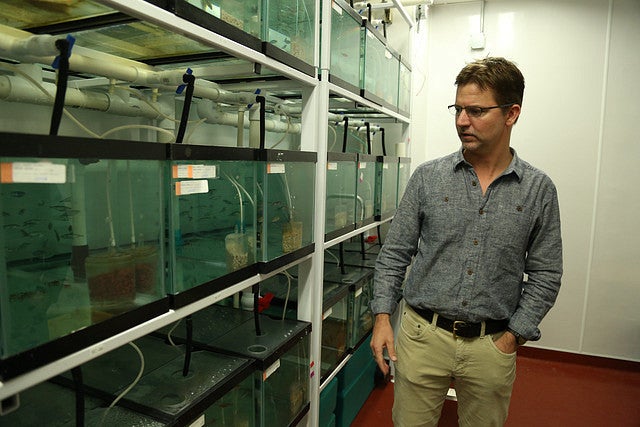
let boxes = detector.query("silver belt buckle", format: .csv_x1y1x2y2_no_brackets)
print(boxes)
453,320,467,339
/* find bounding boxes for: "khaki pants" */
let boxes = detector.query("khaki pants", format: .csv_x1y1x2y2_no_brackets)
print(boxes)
392,305,517,427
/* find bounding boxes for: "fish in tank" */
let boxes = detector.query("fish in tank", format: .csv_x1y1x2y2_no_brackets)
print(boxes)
0,141,166,368
168,155,258,296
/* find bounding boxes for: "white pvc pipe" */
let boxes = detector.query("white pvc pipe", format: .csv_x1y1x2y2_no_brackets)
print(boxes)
0,24,258,107
197,100,301,134
0,75,162,119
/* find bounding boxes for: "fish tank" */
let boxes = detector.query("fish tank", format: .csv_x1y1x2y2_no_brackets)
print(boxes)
0,0,115,30
356,153,377,228
319,280,349,381
0,379,164,427
262,0,317,76
172,0,263,51
324,265,374,349
0,133,169,381
398,56,412,117
70,17,216,62
57,335,181,395
54,330,256,426
167,144,259,308
361,21,400,111
374,156,398,221
325,152,357,241
157,303,255,345
196,313,312,427
96,348,255,426
325,236,378,270
397,157,411,208
257,150,316,273
257,267,299,320
329,0,363,94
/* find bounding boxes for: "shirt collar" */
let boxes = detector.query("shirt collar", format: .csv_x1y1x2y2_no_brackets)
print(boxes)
452,147,524,182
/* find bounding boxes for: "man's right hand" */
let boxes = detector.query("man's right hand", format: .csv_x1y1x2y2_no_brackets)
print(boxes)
370,313,397,376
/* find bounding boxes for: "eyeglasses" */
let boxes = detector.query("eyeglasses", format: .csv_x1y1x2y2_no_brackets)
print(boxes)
447,103,515,118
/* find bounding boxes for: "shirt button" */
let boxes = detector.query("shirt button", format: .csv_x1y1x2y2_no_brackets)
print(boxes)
479,208,484,215
462,301,468,307
473,239,479,245
471,181,477,186
467,269,473,275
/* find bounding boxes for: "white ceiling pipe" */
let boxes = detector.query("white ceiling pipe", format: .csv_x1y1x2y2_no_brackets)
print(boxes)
0,75,162,119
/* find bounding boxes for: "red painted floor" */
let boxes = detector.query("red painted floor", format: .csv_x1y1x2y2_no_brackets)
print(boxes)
351,348,640,426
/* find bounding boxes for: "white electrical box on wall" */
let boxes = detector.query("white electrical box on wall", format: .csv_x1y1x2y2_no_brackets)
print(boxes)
469,32,486,50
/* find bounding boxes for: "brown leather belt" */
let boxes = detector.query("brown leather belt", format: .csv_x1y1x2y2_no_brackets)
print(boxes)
410,305,509,339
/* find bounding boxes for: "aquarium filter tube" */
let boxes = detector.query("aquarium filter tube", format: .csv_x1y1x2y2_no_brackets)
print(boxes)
175,69,196,144
49,35,74,136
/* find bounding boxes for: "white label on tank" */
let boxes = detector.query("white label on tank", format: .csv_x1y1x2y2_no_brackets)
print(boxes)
359,162,368,169
327,162,338,171
173,164,217,179
0,162,66,184
176,179,209,196
263,359,281,381
267,163,286,174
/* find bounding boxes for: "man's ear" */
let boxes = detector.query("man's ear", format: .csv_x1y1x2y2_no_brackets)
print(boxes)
506,104,521,125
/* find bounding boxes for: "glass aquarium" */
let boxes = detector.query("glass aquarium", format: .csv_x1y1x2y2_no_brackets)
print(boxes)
397,156,411,208
71,19,215,62
59,335,181,395
0,134,168,380
257,267,299,320
183,0,262,41
398,56,412,116
158,303,255,345
374,156,398,221
325,152,357,241
167,144,258,307
361,22,400,110
329,0,363,94
262,0,317,75
356,153,377,228
319,280,349,380
257,150,316,271
325,265,374,349
203,314,312,427
109,348,255,425
325,237,378,270
56,329,255,426
0,0,115,30
0,379,164,427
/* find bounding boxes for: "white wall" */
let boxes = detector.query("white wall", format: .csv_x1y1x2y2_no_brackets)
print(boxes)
409,0,640,361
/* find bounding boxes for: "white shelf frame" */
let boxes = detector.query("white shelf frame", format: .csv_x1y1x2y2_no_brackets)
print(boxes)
0,2,412,426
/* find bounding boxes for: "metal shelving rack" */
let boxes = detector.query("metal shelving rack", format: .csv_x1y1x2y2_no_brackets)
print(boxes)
0,1,413,425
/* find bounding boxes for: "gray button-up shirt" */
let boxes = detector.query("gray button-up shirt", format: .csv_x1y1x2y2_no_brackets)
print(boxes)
372,149,563,340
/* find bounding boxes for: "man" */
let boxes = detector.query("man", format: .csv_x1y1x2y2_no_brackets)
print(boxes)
370,57,563,426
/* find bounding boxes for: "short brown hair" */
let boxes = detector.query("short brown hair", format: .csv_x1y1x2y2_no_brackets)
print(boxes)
455,57,524,108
